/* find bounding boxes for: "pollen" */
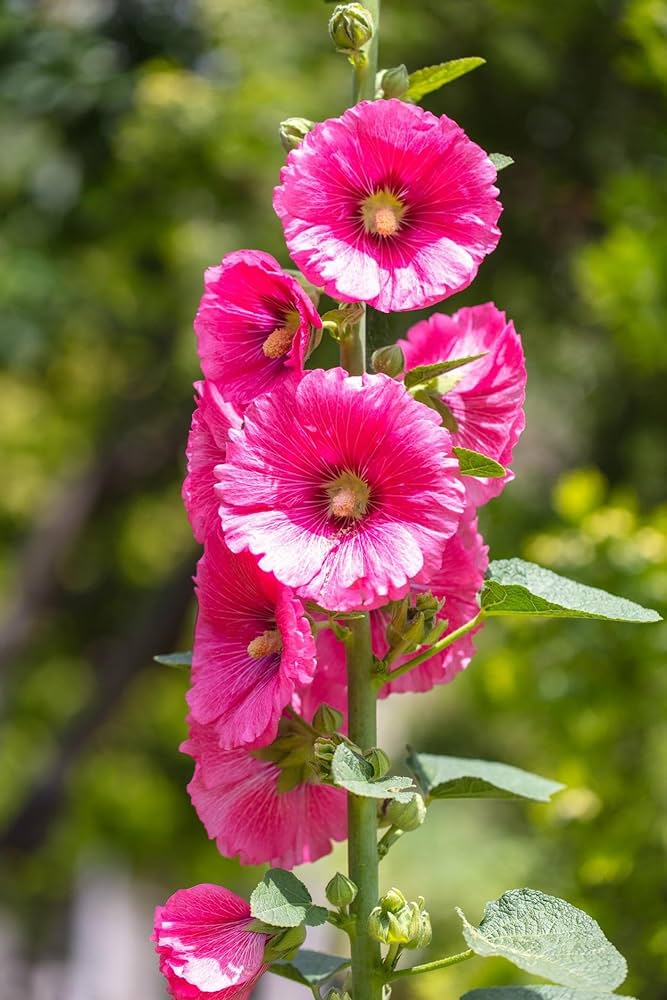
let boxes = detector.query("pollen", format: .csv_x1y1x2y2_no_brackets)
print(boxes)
262,326,294,358
325,469,371,521
361,188,406,238
247,629,283,659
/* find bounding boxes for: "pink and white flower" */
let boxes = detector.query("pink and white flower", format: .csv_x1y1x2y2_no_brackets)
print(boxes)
194,250,321,407
183,380,242,543
400,302,526,506
188,530,317,749
273,99,501,313
153,883,269,1000
217,367,466,612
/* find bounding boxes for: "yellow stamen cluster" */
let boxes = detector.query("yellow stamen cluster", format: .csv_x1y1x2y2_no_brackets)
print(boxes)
262,326,294,358
325,470,371,521
361,188,406,238
247,629,283,659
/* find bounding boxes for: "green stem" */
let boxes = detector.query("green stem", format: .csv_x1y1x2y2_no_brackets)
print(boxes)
352,0,380,102
377,824,404,860
339,308,367,375
377,611,484,689
345,615,382,1000
389,949,475,981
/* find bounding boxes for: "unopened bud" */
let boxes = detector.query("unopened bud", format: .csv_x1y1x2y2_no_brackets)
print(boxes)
326,872,358,909
369,901,419,945
279,116,315,152
263,923,307,962
415,592,441,617
325,990,352,1000
384,792,427,832
313,703,344,734
378,64,410,99
371,344,404,377
365,747,390,779
328,2,374,52
380,887,407,914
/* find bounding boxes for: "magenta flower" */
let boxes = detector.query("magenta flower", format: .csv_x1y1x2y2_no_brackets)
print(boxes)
183,380,242,544
188,530,317,749
153,883,269,1000
273,99,501,313
182,714,347,869
194,249,321,406
400,303,526,505
217,367,466,612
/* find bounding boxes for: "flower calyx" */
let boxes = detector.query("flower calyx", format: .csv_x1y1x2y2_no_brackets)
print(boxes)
371,344,405,378
326,872,358,909
380,593,447,672
279,116,315,152
383,792,427,832
376,64,410,99
368,889,432,949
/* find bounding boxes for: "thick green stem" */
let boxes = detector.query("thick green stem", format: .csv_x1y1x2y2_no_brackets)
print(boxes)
339,308,367,375
389,949,475,981
345,615,382,1000
352,0,380,102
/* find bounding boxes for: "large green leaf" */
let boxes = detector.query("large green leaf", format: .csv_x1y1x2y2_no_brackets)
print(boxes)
481,559,661,623
153,650,192,668
270,950,350,987
408,751,564,803
250,869,327,929
457,889,628,989
453,447,505,479
462,989,637,1000
331,744,415,802
405,57,486,101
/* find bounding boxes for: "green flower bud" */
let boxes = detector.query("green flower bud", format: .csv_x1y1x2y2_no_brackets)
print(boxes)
279,117,315,152
325,990,352,1000
313,703,344,734
364,746,391,779
380,887,407,914
371,344,405,377
368,906,403,944
328,3,374,53
406,908,432,950
384,792,427,832
378,64,410,99
325,872,358,908
415,592,442,616
263,923,307,962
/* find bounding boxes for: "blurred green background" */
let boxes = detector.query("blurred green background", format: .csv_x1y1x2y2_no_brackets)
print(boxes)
1,0,666,997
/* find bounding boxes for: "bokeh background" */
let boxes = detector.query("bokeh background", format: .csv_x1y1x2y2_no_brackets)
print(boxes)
1,0,666,998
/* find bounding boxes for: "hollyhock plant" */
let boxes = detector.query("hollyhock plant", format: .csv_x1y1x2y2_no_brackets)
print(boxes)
182,380,242,543
273,98,501,313
217,366,466,612
153,883,269,1000
194,249,321,407
400,302,526,505
188,530,317,748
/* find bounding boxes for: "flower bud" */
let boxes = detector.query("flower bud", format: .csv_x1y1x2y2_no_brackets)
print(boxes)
368,901,419,945
371,344,405,377
415,592,441,617
325,990,352,1000
380,887,407,914
313,703,344,734
328,3,374,53
279,116,315,153
384,792,427,832
405,908,432,950
378,64,410,99
263,923,307,962
365,747,390,779
326,872,358,909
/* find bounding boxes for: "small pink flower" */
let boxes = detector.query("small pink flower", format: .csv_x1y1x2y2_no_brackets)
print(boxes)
400,303,526,505
188,531,317,749
183,380,242,544
153,883,269,1000
273,99,501,313
194,250,321,406
217,367,465,612
182,714,347,870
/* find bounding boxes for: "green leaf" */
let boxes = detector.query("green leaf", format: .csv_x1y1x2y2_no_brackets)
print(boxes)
250,869,327,929
404,353,486,390
153,651,192,668
331,743,415,802
407,751,564,803
481,559,662,623
489,153,515,171
463,989,637,1000
413,389,459,432
270,950,350,987
405,57,486,101
453,447,506,479
457,889,628,989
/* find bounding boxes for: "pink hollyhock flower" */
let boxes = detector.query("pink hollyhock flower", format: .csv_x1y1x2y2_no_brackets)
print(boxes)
182,714,347,869
153,883,268,1000
188,530,317,749
399,303,526,505
273,99,501,313
217,367,466,612
183,380,242,543
194,249,321,406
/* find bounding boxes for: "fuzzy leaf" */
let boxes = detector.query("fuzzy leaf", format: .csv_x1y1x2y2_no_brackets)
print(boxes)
463,989,637,1000
331,744,415,802
408,751,564,803
458,889,628,989
489,153,515,171
482,559,661,623
404,353,486,389
153,650,192,668
270,950,350,987
405,57,486,101
250,869,327,929
453,447,505,478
